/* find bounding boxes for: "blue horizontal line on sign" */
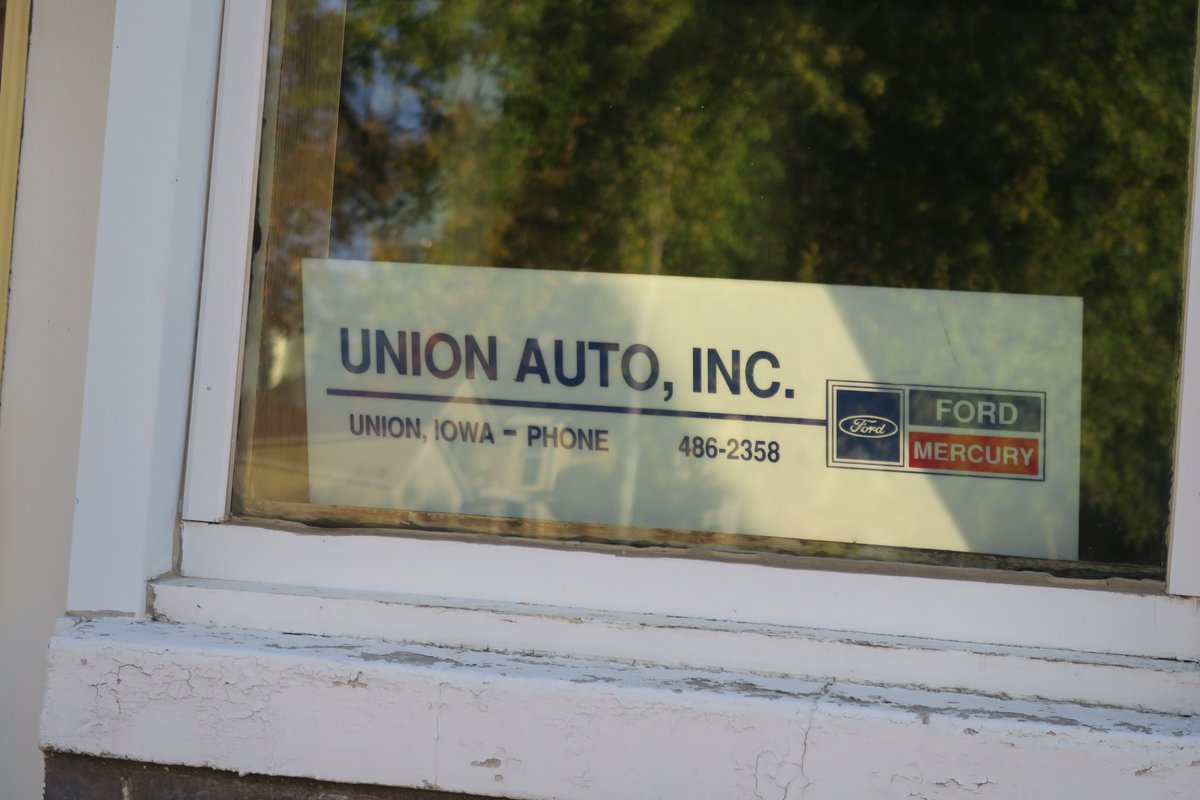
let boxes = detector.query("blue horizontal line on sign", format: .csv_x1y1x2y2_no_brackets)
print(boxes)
327,388,827,427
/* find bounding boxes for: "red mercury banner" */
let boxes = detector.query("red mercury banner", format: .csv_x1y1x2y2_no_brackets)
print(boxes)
908,431,1040,477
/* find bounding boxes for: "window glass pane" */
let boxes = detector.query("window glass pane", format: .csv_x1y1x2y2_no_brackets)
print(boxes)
236,0,1197,577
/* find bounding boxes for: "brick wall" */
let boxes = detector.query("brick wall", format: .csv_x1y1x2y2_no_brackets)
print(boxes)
44,753,495,800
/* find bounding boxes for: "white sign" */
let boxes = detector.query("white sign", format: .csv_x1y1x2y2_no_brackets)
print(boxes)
302,259,1082,559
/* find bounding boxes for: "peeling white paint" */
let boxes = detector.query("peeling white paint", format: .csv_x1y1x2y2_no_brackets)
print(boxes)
151,576,1200,719
40,618,1200,799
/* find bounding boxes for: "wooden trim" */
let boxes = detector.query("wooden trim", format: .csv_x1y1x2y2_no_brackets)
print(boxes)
1165,19,1200,597
179,520,1200,661
0,0,31,386
181,0,271,523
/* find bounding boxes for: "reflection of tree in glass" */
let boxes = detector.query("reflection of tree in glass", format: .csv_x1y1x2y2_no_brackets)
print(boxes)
328,0,1195,565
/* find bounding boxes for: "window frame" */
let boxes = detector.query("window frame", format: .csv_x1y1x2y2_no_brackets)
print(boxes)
173,0,1200,663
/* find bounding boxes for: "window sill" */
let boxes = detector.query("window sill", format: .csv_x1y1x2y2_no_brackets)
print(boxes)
149,576,1200,716
41,616,1200,798
180,521,1200,661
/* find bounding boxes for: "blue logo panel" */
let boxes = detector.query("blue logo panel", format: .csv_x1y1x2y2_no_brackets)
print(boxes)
831,386,903,465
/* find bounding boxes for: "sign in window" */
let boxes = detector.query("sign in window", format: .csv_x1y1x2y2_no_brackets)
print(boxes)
301,259,1080,559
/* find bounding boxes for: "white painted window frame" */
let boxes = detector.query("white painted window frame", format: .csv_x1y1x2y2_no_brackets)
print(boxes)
65,0,223,616
167,0,1200,666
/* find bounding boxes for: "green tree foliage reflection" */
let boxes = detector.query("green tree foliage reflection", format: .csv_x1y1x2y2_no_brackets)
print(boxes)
329,0,1196,565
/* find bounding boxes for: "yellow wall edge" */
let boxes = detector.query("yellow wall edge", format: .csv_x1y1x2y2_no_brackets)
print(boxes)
0,0,32,388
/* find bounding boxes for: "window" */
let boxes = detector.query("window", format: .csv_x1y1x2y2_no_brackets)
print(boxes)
174,0,1200,660
38,6,1200,796
229,0,1194,577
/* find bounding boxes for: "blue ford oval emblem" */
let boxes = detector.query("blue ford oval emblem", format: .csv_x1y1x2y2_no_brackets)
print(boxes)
838,414,898,438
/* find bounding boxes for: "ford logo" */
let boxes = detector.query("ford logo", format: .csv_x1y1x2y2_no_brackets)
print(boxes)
838,415,898,438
